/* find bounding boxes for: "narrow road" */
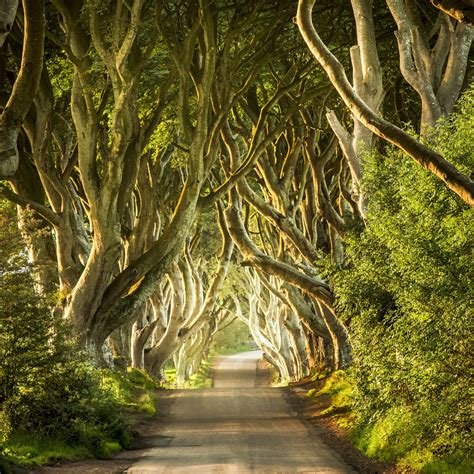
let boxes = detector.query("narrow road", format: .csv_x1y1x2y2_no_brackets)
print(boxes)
126,351,355,473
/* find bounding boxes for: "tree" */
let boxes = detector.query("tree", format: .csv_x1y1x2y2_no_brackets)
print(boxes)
296,0,474,206
0,0,45,177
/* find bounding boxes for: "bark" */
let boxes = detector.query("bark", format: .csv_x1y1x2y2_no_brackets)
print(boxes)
326,0,383,218
221,120,322,264
145,264,186,375
225,204,332,305
296,0,474,206
387,0,473,133
131,304,161,370
283,284,330,341
285,311,310,378
247,272,309,381
167,203,235,356
0,0,18,47
305,133,347,235
0,0,45,177
52,0,213,357
256,272,324,374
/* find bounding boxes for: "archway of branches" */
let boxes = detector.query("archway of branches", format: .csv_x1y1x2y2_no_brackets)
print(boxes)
1,0,472,387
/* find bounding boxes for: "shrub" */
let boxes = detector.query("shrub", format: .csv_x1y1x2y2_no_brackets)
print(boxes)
0,201,130,464
328,88,474,469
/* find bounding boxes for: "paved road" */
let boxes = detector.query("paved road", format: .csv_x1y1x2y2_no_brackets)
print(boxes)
126,351,355,473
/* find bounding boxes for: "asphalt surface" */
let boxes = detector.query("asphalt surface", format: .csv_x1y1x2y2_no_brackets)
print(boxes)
126,350,355,473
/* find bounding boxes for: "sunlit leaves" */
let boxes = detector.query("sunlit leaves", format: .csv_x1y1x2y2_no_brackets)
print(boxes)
330,87,474,459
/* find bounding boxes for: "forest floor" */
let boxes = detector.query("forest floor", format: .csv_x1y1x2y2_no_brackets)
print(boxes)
34,356,404,474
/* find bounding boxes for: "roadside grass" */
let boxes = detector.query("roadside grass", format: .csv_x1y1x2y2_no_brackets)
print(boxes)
306,371,474,473
306,370,356,430
351,409,474,473
0,368,159,471
189,358,214,388
0,434,94,472
163,358,213,389
102,367,160,415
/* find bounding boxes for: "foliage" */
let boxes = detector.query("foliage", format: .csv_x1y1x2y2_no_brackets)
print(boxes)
327,88,474,470
210,318,253,355
0,201,156,468
0,361,160,469
0,293,129,465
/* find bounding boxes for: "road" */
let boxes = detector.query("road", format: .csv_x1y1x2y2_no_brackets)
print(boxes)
126,351,355,473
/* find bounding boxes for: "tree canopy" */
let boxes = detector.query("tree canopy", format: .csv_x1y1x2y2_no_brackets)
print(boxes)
0,0,472,471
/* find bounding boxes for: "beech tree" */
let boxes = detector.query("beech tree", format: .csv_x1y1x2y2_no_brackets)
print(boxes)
387,0,473,133
1,0,472,466
0,0,45,177
296,0,474,206
2,0,310,364
1,0,471,388
326,0,383,218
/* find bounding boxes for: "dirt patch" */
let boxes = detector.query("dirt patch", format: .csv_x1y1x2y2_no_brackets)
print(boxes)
286,378,404,474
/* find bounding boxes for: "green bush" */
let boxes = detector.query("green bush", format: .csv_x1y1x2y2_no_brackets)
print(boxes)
0,202,130,466
327,88,474,470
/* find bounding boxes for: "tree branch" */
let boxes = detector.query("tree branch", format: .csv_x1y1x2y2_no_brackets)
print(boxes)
0,0,45,177
296,0,474,206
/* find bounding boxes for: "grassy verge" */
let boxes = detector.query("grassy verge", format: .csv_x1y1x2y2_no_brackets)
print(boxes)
0,368,159,472
306,370,356,430
307,371,473,473
102,367,160,415
163,357,214,389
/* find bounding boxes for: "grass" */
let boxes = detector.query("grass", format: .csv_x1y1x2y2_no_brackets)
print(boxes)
163,357,214,389
189,358,214,388
351,408,474,473
0,432,122,473
0,434,92,471
420,456,474,474
102,367,160,415
307,371,474,473
307,370,356,429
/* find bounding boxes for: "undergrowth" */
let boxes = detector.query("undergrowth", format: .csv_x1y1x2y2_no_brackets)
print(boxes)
308,371,474,473
0,368,159,472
